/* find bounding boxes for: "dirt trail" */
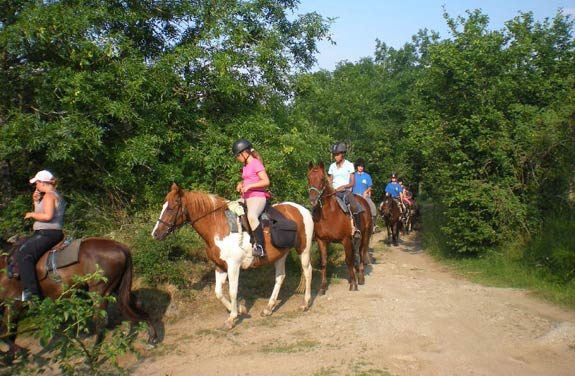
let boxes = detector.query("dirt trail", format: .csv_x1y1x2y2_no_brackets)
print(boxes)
129,231,575,376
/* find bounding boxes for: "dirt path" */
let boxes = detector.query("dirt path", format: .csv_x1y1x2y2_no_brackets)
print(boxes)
129,231,575,376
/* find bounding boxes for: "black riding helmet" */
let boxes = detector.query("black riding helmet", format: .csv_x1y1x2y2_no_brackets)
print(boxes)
330,142,347,154
232,139,252,156
354,158,365,168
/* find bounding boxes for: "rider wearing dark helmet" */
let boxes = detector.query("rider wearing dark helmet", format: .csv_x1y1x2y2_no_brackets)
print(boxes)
352,158,377,230
327,142,364,238
233,139,270,257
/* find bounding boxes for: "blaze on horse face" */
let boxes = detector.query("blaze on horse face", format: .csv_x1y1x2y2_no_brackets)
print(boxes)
152,183,187,240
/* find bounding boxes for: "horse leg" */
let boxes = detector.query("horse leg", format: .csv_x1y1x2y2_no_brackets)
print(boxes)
353,236,365,286
224,262,241,329
317,239,329,295
0,307,25,360
298,246,313,311
262,254,288,317
214,268,232,312
342,237,358,291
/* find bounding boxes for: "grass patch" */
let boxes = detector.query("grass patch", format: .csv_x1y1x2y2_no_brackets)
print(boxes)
422,204,575,310
260,339,320,353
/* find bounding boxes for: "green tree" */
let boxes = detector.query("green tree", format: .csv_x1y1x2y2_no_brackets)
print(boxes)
0,0,331,237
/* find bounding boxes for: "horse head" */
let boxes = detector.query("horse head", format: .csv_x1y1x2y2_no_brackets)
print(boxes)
307,161,329,208
152,183,188,240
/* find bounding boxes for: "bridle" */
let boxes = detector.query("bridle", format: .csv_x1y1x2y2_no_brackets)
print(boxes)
156,197,188,236
156,195,230,234
307,173,335,209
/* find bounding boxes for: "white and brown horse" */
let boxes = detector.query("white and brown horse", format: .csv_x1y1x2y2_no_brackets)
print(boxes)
151,183,314,328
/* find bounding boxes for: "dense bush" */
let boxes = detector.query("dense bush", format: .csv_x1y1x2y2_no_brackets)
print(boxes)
522,212,575,283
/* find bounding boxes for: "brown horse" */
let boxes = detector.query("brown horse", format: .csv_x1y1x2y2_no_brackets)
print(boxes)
380,196,402,246
0,237,159,355
151,183,314,329
307,162,373,294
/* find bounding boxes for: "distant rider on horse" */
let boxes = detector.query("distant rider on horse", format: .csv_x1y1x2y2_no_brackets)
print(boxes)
398,178,413,209
384,173,405,215
327,142,364,238
352,158,377,231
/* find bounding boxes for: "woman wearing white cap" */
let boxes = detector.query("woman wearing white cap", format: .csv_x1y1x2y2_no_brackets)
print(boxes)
16,170,66,301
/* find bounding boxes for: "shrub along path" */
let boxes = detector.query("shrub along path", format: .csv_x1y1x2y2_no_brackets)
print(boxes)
129,230,575,375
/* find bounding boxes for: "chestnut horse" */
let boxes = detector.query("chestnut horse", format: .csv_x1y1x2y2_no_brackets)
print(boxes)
0,237,158,355
307,162,373,294
151,183,314,329
380,196,402,246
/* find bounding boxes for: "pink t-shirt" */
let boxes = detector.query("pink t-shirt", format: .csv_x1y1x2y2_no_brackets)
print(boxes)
242,158,268,199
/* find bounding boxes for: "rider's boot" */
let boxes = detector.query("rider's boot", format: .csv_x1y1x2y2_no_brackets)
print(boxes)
20,288,35,302
252,224,265,257
353,214,362,238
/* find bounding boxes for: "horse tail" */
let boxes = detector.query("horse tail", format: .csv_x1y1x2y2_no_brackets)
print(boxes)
117,246,150,322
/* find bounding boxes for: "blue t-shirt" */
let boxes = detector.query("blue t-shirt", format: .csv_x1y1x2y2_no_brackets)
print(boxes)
352,172,372,196
385,182,403,198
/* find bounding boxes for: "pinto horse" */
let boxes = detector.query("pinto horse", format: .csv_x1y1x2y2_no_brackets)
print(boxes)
0,237,159,355
307,162,373,294
151,183,314,329
380,196,402,246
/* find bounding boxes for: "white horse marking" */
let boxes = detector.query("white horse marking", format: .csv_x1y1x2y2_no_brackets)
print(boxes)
151,201,168,237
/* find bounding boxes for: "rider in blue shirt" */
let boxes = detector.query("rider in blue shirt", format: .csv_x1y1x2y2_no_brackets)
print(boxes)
352,158,377,229
384,173,405,213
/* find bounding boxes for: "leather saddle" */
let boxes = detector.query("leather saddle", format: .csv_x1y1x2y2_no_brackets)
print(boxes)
8,237,82,282
225,201,297,249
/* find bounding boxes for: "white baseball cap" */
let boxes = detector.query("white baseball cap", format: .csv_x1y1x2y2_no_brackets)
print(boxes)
29,170,55,184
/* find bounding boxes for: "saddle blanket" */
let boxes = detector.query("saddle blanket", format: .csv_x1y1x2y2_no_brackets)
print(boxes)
46,239,82,272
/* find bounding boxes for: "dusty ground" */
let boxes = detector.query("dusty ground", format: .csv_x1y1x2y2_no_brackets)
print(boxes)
127,230,575,376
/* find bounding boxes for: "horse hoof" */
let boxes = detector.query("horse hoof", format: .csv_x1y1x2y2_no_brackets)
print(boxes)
299,304,309,312
224,319,235,330
319,288,326,296
261,307,273,317
239,302,248,315
147,336,160,347
358,277,365,285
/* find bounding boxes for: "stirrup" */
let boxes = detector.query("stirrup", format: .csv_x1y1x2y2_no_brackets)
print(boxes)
252,244,265,257
19,289,36,302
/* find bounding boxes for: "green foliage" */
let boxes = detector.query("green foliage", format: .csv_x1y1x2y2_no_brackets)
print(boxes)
0,0,332,223
2,272,145,375
423,203,575,309
523,212,575,283
131,221,208,288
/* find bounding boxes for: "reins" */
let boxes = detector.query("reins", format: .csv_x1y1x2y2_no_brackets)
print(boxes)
308,173,336,209
157,194,230,234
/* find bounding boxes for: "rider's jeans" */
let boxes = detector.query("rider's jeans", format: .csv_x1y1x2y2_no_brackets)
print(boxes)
16,229,63,295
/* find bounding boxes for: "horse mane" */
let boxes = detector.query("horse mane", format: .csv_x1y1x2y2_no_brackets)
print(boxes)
183,190,229,224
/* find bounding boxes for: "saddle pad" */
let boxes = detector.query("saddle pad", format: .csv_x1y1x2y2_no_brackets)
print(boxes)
225,209,239,233
334,196,350,214
46,239,81,272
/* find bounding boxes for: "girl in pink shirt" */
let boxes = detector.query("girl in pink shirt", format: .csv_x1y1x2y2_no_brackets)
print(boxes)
232,139,270,256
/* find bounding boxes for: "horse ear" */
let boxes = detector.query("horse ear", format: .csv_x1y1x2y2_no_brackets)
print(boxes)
307,161,314,170
318,160,324,170
171,182,179,192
